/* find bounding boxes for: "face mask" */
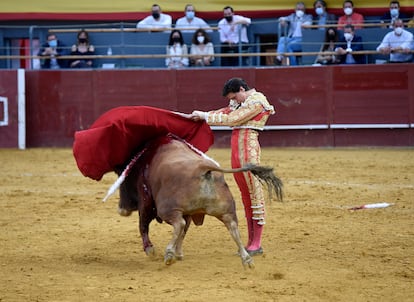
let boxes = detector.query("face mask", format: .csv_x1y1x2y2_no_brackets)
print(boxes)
390,8,399,17
78,38,87,44
186,11,195,19
48,40,57,48
394,27,403,35
197,36,205,43
225,16,233,22
172,37,181,43
328,32,336,39
296,10,304,18
344,7,353,15
152,12,160,19
344,33,353,41
315,7,324,16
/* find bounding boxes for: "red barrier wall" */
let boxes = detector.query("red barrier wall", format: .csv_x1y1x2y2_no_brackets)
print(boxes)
6,64,414,148
0,70,19,148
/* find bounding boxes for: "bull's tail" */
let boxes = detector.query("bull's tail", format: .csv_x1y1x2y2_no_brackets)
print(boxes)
213,164,283,202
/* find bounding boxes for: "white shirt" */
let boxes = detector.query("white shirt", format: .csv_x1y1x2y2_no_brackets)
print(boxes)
136,13,172,30
218,15,251,43
175,16,212,33
166,43,189,68
190,42,215,61
377,29,413,62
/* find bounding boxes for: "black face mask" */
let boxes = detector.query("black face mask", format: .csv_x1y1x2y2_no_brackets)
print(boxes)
79,38,87,43
225,16,233,22
172,37,181,43
152,12,160,19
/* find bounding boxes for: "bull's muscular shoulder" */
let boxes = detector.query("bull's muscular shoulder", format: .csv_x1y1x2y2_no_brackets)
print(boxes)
151,140,214,173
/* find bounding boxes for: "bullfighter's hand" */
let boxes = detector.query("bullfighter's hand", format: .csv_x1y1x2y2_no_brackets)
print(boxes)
191,110,206,121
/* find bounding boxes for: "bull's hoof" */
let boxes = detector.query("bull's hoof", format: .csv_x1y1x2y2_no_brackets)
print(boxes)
117,207,132,217
145,246,156,258
242,256,255,269
164,251,176,265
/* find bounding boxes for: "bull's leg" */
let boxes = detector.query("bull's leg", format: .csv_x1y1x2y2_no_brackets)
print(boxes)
164,216,186,265
175,216,191,260
138,207,157,257
220,214,255,269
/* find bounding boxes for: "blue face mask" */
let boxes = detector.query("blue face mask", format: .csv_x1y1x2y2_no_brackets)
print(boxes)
48,39,57,48
186,11,195,19
315,7,324,16
390,8,399,17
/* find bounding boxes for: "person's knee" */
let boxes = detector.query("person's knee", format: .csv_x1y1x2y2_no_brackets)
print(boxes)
289,43,302,53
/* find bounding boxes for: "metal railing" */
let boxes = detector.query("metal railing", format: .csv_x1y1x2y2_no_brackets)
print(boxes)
0,20,413,69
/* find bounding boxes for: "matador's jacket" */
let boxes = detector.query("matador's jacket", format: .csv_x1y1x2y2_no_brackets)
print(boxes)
204,90,275,225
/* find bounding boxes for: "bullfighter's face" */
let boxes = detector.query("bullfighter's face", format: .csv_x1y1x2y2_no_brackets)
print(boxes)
226,87,247,104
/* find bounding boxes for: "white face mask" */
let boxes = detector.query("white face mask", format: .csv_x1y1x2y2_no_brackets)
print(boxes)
344,7,353,15
390,8,399,17
315,7,324,16
197,36,205,43
344,33,353,41
296,10,304,18
394,27,403,35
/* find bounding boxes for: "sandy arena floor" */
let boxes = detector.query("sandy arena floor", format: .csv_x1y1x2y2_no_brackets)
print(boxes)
1,147,413,301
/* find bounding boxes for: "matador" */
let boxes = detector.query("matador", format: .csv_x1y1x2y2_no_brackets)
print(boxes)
191,77,275,255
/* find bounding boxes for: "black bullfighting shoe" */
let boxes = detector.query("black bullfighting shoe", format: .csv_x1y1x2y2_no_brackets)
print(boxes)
247,247,263,256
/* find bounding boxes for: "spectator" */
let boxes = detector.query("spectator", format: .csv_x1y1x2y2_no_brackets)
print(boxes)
380,1,409,28
377,19,413,63
313,0,337,30
166,29,189,68
175,4,211,33
315,27,340,65
69,29,95,68
38,33,68,69
136,4,172,31
276,1,312,66
190,28,215,66
337,0,364,30
335,24,365,64
218,6,251,66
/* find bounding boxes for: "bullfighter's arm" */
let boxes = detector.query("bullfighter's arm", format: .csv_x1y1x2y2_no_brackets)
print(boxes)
197,103,263,127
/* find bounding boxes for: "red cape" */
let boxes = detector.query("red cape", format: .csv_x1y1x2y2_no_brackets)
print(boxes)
73,106,214,181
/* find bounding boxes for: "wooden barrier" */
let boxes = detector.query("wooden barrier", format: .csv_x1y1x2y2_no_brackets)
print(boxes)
4,64,409,148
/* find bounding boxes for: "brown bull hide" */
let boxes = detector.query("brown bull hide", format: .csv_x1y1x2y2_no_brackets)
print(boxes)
117,136,282,268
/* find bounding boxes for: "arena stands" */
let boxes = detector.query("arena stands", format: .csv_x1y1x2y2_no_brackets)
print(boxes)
0,1,413,68
0,22,413,69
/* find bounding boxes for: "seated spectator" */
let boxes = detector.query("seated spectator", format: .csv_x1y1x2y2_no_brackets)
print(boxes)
337,0,364,30
218,6,251,66
136,4,172,31
276,1,312,66
69,29,95,68
175,4,211,33
38,33,68,69
335,24,365,64
380,1,409,28
377,19,413,63
190,29,215,66
315,27,341,65
166,29,189,68
313,0,337,30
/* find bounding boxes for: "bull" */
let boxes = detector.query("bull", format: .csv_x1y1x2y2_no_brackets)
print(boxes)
111,134,283,268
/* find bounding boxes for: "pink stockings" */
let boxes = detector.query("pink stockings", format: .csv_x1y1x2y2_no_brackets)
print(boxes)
244,203,264,251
